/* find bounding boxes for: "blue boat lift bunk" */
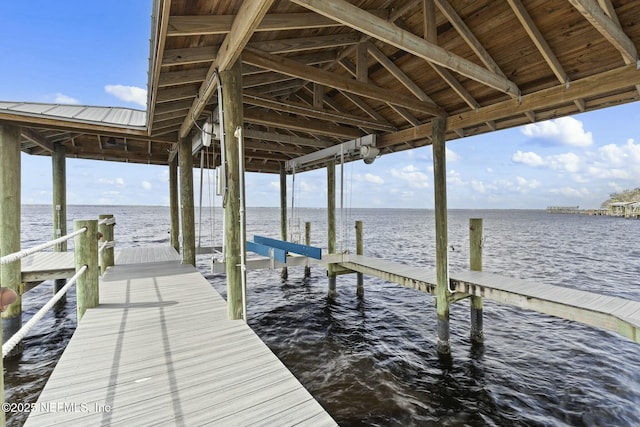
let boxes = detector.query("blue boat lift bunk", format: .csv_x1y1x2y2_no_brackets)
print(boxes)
212,235,323,273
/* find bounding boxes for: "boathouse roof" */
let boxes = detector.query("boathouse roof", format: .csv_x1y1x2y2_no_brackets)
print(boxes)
2,0,640,173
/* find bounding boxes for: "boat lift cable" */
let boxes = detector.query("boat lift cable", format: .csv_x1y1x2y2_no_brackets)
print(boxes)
2,265,87,358
339,145,345,254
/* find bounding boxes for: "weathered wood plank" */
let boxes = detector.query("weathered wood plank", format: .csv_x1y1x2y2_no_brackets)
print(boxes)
25,248,335,426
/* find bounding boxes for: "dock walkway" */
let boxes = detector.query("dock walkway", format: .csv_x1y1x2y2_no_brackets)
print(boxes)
25,246,335,426
337,254,640,343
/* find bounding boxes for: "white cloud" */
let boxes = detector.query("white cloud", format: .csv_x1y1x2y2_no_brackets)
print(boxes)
471,180,486,193
98,177,125,187
512,150,544,166
547,152,581,173
446,148,460,162
54,93,80,104
363,173,384,185
521,117,593,147
390,165,429,189
105,85,147,108
142,181,152,190
550,186,590,198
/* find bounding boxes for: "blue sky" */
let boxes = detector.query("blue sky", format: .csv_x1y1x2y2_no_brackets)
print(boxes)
2,1,640,209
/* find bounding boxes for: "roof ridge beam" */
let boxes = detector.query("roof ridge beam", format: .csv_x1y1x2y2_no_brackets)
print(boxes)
289,0,519,96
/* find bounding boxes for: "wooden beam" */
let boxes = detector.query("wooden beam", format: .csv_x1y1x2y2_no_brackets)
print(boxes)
507,0,568,84
162,47,215,67
249,33,359,54
244,129,332,148
434,0,507,79
147,0,171,133
167,12,388,36
243,91,396,131
244,109,362,139
179,0,274,139
356,42,368,83
289,0,519,95
156,85,198,103
158,68,209,87
569,0,637,65
378,64,640,147
366,41,436,104
243,48,445,116
21,128,54,152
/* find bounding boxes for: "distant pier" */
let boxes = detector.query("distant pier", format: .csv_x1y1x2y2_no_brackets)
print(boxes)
546,206,580,214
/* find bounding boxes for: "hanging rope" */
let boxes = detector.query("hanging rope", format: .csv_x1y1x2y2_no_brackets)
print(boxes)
2,265,87,358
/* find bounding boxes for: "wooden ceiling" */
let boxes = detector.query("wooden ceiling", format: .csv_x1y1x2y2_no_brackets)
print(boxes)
5,0,640,173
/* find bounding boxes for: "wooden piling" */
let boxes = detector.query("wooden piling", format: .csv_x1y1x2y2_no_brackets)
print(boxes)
74,219,99,322
327,160,337,297
179,137,196,266
469,218,484,344
432,116,451,355
52,142,67,300
0,123,21,420
222,59,245,320
169,156,180,253
280,163,288,280
99,214,115,274
304,222,311,277
1,124,22,356
356,220,364,297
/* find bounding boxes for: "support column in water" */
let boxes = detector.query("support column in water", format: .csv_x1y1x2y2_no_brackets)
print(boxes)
432,116,451,355
279,163,288,280
222,58,246,320
470,218,484,344
52,142,67,301
179,137,195,267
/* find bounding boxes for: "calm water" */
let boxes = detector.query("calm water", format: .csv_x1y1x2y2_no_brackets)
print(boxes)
5,205,640,426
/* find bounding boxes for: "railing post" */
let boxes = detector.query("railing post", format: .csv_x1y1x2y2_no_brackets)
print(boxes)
74,220,99,322
470,218,484,344
99,214,115,274
355,220,364,297
304,222,311,277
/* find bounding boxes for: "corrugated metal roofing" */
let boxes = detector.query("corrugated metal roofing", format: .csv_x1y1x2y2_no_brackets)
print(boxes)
0,101,146,129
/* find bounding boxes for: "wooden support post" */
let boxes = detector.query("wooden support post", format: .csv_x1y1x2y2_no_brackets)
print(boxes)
432,116,451,355
74,219,99,322
222,59,246,320
52,142,67,300
1,124,21,418
470,218,484,344
279,162,288,280
327,160,337,297
1,124,22,358
304,222,311,277
179,137,196,266
99,214,115,274
169,156,180,253
356,220,364,297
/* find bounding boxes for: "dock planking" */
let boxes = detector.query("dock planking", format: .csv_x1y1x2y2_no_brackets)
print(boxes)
24,246,335,426
335,254,640,343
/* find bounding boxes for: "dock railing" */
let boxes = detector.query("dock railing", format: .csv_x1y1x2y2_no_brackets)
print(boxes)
0,215,114,425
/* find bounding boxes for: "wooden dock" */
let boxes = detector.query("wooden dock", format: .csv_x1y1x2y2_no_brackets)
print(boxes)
24,246,335,426
334,254,640,343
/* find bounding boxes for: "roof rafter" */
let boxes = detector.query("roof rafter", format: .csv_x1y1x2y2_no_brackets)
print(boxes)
568,0,638,65
167,11,389,36
289,0,519,96
243,47,445,116
179,0,275,139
